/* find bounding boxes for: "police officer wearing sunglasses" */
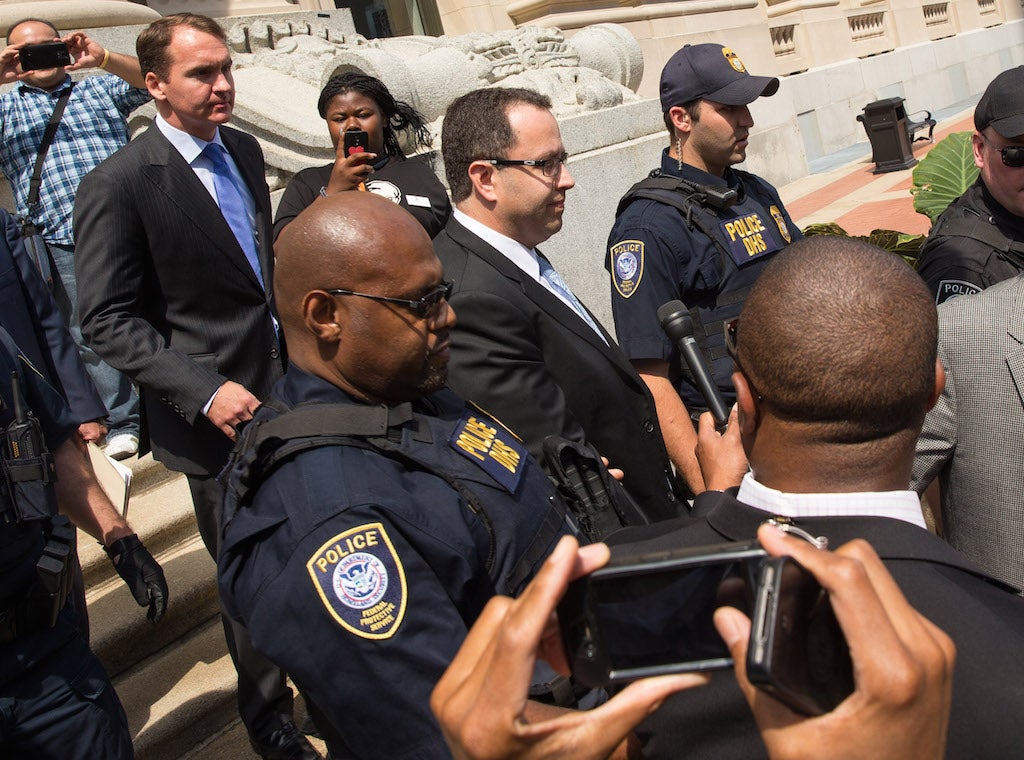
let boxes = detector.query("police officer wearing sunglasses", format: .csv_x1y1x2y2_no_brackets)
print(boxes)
218,192,581,759
917,66,1024,304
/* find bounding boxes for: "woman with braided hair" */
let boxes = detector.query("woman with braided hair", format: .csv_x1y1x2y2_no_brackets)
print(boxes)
274,72,451,240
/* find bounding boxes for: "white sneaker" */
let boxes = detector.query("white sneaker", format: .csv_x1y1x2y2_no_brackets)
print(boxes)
105,433,139,461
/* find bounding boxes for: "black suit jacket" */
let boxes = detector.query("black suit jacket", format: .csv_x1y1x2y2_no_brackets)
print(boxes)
74,125,285,475
434,218,680,522
0,209,105,423
606,492,1024,760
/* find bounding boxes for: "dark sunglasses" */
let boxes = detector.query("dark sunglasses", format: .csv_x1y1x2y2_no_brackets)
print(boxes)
326,280,453,320
981,133,1024,168
725,318,739,357
725,318,763,401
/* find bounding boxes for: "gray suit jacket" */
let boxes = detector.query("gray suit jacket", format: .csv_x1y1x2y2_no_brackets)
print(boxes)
911,273,1024,589
74,124,285,475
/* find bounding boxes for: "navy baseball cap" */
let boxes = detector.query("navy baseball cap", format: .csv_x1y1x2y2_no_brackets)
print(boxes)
974,66,1024,138
660,44,779,112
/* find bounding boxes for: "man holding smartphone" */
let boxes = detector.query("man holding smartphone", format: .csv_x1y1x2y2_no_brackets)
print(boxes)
0,17,148,459
603,235,1024,759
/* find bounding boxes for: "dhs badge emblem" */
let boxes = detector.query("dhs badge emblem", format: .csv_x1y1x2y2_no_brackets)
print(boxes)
769,205,792,244
307,523,407,639
610,240,644,298
722,48,747,73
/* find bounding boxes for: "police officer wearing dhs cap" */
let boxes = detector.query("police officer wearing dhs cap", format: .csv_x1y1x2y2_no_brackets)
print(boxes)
0,327,167,757
607,44,801,493
916,65,1024,304
218,192,579,759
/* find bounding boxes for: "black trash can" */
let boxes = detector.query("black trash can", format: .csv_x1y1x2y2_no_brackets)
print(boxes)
857,97,917,173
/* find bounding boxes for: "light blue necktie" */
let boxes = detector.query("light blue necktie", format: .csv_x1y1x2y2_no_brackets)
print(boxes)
202,142,264,290
537,255,606,343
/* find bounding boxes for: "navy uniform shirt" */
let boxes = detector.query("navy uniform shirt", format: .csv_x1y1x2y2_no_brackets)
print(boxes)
219,365,575,759
916,178,1024,304
0,328,76,588
0,327,79,678
607,151,801,409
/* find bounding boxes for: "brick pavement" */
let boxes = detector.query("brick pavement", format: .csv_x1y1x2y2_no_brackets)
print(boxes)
780,110,976,237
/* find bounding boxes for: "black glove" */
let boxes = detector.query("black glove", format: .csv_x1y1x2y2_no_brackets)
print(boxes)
104,533,168,623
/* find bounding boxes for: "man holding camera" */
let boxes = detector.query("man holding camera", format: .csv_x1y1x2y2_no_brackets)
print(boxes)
605,235,1024,758
606,44,801,494
0,17,147,459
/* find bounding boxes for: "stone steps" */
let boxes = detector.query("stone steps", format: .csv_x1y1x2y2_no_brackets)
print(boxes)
78,454,270,759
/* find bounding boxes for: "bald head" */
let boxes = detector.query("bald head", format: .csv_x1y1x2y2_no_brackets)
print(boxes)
274,192,453,405
737,236,937,443
275,192,432,335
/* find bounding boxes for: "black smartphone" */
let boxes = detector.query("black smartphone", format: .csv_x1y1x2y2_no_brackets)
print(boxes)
558,540,765,688
18,42,72,72
746,556,854,716
343,129,369,157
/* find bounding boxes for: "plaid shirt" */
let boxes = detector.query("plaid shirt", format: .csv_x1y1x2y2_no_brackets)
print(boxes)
0,74,150,245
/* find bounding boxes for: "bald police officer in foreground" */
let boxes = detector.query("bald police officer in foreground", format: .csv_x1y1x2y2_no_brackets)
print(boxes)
606,44,801,493
218,193,578,759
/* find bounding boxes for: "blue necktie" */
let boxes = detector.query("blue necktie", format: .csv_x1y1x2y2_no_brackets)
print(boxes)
202,142,264,290
537,255,606,343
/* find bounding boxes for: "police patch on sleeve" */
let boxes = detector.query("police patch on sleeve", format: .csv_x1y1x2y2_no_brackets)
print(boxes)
609,240,644,298
769,205,792,244
306,523,407,640
449,410,527,493
936,279,982,304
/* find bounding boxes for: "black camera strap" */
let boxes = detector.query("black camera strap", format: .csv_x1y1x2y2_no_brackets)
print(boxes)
22,82,74,229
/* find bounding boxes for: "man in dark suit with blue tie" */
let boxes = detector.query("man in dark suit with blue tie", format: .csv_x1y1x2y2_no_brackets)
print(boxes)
73,13,316,759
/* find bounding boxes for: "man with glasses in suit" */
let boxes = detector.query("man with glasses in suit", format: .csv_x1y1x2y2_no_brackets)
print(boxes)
434,87,683,524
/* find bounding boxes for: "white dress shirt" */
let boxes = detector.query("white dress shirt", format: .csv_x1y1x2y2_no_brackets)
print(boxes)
736,472,927,529
452,208,606,343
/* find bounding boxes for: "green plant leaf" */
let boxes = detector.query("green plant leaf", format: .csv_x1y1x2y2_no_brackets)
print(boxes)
866,229,926,254
797,224,924,266
911,132,979,223
801,222,849,237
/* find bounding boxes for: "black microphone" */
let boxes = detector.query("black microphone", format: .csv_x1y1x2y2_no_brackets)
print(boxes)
657,301,730,428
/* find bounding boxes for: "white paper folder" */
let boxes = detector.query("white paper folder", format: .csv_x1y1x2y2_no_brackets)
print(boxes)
87,441,133,518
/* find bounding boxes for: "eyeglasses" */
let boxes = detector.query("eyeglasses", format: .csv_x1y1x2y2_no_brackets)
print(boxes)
485,152,569,178
326,280,453,320
725,318,763,402
981,133,1024,168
